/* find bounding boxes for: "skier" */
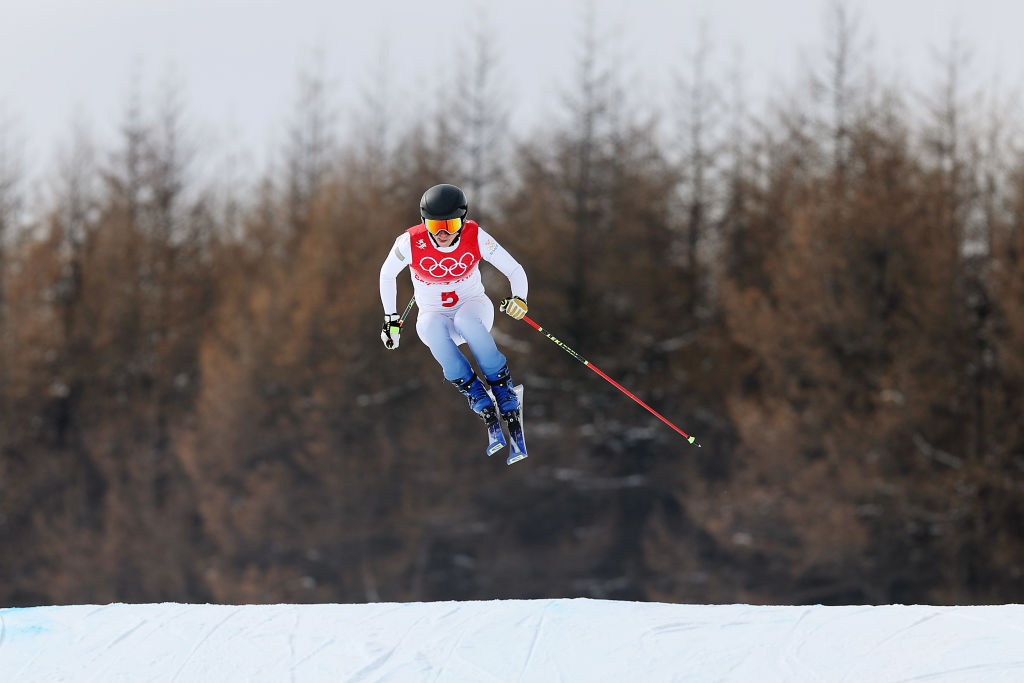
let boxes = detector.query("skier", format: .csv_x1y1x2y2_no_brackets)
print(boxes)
378,183,530,460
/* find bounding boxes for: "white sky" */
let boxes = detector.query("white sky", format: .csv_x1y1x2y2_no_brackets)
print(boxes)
1,0,1021,177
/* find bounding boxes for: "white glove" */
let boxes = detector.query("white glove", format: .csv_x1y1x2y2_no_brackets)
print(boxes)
500,296,528,320
381,313,402,349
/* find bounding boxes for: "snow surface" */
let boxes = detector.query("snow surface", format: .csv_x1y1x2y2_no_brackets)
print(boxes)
2,599,1024,681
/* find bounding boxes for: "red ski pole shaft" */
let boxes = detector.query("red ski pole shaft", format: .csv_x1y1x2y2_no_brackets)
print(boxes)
520,315,700,447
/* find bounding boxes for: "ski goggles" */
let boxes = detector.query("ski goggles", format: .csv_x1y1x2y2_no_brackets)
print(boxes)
424,217,464,236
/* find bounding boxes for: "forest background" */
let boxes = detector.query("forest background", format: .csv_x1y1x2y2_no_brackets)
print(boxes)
2,3,1024,607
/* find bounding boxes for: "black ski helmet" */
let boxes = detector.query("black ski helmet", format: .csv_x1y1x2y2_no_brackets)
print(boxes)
420,184,468,221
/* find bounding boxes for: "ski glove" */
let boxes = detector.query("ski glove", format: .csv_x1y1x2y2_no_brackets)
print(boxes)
381,313,402,349
500,296,528,320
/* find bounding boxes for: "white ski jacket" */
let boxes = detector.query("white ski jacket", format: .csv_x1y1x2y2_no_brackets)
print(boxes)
379,222,528,314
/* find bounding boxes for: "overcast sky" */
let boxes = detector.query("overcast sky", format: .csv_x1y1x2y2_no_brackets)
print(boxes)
1,0,1020,178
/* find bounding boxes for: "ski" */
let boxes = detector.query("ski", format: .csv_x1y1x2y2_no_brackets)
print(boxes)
502,384,527,465
481,405,507,456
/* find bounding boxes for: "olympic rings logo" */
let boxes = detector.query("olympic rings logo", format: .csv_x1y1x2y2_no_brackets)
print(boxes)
419,253,476,278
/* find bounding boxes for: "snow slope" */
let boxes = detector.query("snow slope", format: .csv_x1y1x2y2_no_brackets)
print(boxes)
2,599,1023,681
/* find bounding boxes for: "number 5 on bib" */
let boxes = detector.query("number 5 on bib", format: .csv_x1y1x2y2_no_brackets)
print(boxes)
442,291,459,307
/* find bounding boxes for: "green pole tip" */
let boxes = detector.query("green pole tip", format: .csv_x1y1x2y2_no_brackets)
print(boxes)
687,436,695,444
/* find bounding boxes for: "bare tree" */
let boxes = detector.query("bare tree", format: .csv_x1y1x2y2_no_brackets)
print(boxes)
107,62,150,225
919,28,989,260
148,66,195,242
453,9,510,221
284,50,338,235
0,104,24,480
50,112,100,357
0,106,22,231
921,30,994,463
814,0,871,180
674,17,722,319
561,1,615,339
351,41,395,191
0,105,25,315
718,46,755,289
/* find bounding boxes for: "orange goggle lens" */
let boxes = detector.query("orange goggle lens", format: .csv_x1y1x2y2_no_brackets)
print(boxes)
425,217,463,235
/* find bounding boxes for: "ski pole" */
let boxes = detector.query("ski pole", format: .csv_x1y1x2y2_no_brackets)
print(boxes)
398,295,416,324
520,315,701,447
384,296,416,350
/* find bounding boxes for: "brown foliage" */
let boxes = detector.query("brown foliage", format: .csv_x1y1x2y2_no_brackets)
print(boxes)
3,45,1024,608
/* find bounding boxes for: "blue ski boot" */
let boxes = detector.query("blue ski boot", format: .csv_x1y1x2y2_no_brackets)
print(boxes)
451,373,506,456
451,373,495,413
486,365,520,414
487,366,527,464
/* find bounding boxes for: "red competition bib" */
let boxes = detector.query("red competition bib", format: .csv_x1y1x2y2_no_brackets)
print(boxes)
406,220,481,284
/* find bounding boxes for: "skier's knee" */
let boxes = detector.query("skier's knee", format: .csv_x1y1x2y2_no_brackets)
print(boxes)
453,318,484,340
417,315,449,341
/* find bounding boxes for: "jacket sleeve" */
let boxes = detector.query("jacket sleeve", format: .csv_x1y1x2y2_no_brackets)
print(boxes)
477,227,528,300
379,233,411,314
